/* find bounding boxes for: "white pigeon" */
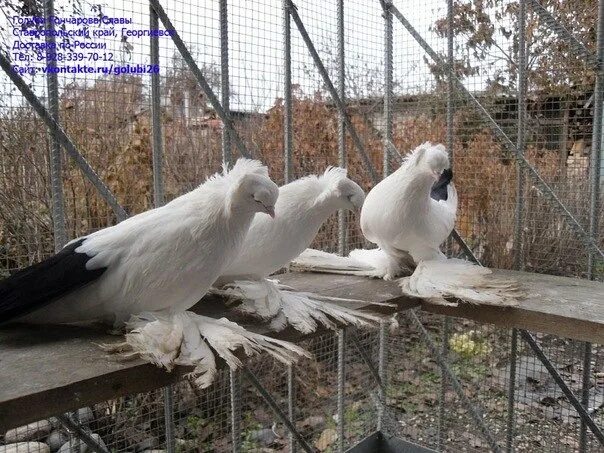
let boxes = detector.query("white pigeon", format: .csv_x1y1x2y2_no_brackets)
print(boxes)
212,167,385,334
0,158,309,387
293,143,521,306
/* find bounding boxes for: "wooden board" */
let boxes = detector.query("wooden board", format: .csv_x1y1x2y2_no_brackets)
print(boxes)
423,269,604,345
0,274,415,430
1,269,603,430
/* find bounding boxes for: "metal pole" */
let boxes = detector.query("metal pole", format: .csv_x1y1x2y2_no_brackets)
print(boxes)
283,0,293,183
514,0,527,271
582,1,604,445
337,0,347,256
337,329,346,453
439,0,454,446
506,328,518,453
55,414,110,453
287,364,297,453
382,0,393,178
437,317,450,450
163,386,175,453
150,12,172,447
150,4,164,208
377,322,387,433
55,411,109,453
230,368,242,452
508,3,527,450
579,341,592,452
220,0,232,166
44,0,67,251
589,0,604,276
446,0,454,161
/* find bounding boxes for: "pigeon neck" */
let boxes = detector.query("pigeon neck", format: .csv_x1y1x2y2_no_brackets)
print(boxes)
403,171,436,207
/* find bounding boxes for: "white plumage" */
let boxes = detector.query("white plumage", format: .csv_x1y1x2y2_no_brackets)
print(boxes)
213,167,384,334
293,143,521,307
105,311,309,388
2,158,309,387
23,158,277,325
361,142,457,264
291,245,407,279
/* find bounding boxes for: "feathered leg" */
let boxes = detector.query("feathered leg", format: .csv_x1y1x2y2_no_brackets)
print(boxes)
215,278,386,335
101,311,310,388
290,248,411,280
399,258,523,306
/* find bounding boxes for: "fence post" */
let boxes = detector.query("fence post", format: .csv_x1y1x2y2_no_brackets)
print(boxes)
150,3,164,207
43,0,67,251
506,329,518,453
507,1,527,450
287,364,297,452
230,369,242,452
377,322,387,433
150,5,173,450
582,0,604,447
514,0,527,272
162,386,175,453
579,342,592,452
337,329,346,452
383,0,393,178
283,0,293,183
438,0,455,447
438,317,450,450
589,0,604,277
337,0,347,255
220,0,232,165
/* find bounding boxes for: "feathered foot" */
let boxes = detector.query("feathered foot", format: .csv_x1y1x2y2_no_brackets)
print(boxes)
399,258,523,306
101,311,310,388
290,248,410,280
216,278,385,335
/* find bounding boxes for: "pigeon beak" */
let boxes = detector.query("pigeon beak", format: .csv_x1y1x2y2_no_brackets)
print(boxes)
431,169,441,180
264,205,275,218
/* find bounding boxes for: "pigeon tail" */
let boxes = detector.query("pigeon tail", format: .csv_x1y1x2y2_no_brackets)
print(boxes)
399,258,523,307
101,311,310,388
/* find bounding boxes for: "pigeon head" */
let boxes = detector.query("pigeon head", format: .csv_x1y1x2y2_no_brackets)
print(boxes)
237,173,279,218
336,177,365,210
226,158,279,218
417,143,449,180
318,167,366,211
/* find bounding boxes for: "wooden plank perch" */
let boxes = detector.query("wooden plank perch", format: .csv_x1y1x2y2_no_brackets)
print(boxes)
0,270,602,430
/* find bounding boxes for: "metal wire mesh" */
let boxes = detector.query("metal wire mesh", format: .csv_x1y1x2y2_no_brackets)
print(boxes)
386,312,604,452
1,0,604,452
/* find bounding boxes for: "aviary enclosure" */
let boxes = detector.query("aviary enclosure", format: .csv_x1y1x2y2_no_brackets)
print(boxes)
0,0,603,452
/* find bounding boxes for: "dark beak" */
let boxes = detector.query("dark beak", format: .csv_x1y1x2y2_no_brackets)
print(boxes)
264,205,275,218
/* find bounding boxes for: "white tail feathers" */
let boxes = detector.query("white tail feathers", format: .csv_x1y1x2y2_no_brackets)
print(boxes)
216,278,384,335
102,311,310,388
290,248,410,280
400,258,522,306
